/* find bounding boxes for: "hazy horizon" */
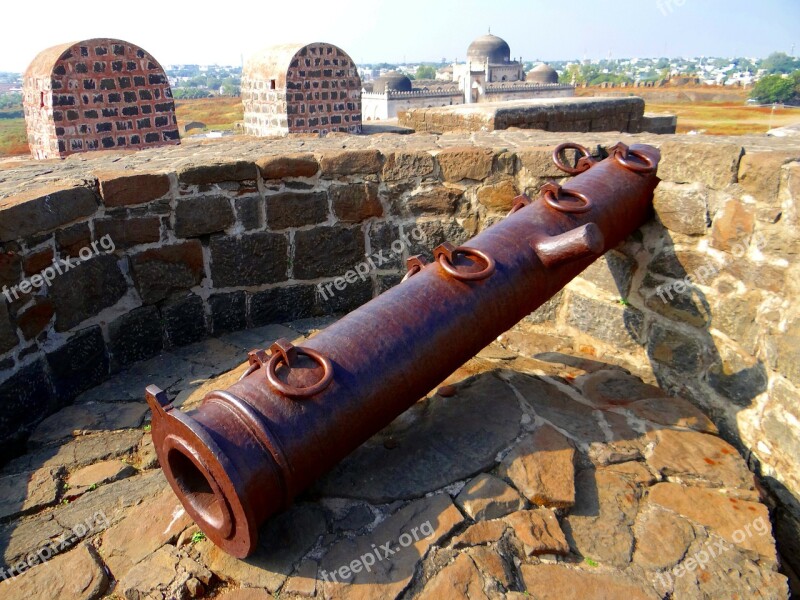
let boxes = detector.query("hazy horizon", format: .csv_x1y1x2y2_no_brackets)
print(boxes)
1,0,797,73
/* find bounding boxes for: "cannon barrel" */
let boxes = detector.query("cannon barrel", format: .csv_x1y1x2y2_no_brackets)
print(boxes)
146,142,661,557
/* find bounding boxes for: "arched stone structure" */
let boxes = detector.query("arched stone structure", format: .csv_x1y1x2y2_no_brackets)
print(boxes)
23,38,179,159
242,42,361,137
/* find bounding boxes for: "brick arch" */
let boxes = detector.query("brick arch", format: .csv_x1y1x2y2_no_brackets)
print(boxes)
242,42,362,137
23,38,180,159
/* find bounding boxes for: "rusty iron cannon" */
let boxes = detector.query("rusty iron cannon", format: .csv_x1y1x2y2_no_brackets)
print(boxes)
146,141,661,557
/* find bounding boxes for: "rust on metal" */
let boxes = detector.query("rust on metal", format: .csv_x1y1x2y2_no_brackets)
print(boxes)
146,141,662,558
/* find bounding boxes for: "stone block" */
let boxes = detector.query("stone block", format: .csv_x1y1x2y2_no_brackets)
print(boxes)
318,277,373,314
50,254,128,331
210,291,247,334
257,153,319,179
0,360,55,461
477,178,519,211
565,293,644,350
178,161,257,184
0,184,98,243
330,184,382,223
174,195,234,238
368,222,403,270
131,241,205,305
249,285,317,326
94,216,161,249
653,181,708,235
266,191,328,229
517,147,571,178
108,306,163,368
293,226,365,279
235,196,262,230
436,147,494,182
381,151,435,181
738,151,799,205
659,141,743,189
0,299,17,353
647,321,703,374
161,293,207,346
396,186,462,216
96,171,171,207
711,198,755,252
210,233,288,287
320,149,382,176
46,326,109,402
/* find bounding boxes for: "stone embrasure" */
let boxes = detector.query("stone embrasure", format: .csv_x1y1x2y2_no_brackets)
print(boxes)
0,329,787,599
0,129,798,589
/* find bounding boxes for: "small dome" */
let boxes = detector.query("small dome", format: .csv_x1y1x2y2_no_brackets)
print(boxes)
526,63,559,84
467,34,511,64
373,71,413,93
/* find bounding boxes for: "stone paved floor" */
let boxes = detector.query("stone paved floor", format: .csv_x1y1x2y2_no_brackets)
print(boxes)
0,319,790,599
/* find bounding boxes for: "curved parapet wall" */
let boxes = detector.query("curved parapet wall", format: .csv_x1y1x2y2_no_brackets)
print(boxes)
0,132,798,579
242,42,362,137
23,38,180,159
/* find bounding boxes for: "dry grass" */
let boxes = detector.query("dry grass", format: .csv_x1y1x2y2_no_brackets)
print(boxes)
174,97,243,134
646,102,799,135
0,118,28,156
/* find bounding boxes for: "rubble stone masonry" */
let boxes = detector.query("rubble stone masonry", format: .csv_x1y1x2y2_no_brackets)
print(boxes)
0,130,798,577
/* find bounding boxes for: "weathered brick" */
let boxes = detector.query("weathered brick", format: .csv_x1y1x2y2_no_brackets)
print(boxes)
210,233,288,287
161,293,207,347
518,147,573,178
174,195,234,238
320,150,382,176
0,184,98,243
293,226,365,279
96,171,171,207
0,249,21,290
108,306,163,368
249,285,317,326
17,299,54,341
131,241,205,304
46,326,109,401
23,249,55,276
94,217,161,249
266,192,328,229
256,153,319,179
178,161,257,184
330,184,382,223
50,254,129,331
56,222,92,257
209,291,246,334
436,147,494,182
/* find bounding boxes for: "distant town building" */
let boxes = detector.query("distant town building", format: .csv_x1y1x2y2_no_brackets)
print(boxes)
23,38,179,160
362,33,574,121
242,42,362,137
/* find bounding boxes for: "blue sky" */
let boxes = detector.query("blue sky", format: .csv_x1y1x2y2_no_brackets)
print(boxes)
1,0,798,72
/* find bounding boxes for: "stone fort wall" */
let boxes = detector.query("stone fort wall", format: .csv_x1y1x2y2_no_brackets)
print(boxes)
0,131,797,574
